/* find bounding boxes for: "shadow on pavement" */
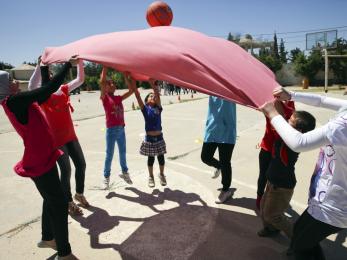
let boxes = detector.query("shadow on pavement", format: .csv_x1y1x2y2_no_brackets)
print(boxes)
71,188,347,260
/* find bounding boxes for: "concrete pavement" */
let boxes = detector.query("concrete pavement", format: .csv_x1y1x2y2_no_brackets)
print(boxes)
0,88,346,259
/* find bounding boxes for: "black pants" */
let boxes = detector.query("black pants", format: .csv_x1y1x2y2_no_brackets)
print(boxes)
291,209,343,260
31,166,71,257
57,139,86,201
148,154,165,166
201,142,235,191
257,148,272,197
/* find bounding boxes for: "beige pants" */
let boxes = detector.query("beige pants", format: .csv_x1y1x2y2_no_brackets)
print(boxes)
260,182,294,238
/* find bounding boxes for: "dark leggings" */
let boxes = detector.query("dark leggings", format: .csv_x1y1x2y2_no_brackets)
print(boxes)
31,165,71,257
147,154,165,166
257,148,272,197
201,142,235,191
57,139,86,202
291,209,343,260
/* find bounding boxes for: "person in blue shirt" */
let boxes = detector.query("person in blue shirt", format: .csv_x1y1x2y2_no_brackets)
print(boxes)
125,74,167,188
201,96,237,204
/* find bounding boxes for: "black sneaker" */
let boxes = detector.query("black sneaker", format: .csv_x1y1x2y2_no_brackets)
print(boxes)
257,227,280,237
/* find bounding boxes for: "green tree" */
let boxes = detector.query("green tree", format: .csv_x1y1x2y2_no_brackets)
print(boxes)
273,33,280,60
279,38,287,63
289,48,302,62
329,38,347,84
0,61,13,70
294,50,324,82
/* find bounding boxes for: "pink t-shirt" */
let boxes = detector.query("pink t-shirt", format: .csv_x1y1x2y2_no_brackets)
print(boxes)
102,94,125,128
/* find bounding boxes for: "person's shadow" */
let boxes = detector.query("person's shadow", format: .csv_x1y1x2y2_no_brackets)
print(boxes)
70,205,144,250
70,188,346,260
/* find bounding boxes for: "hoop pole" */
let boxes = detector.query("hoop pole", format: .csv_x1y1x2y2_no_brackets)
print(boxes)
324,49,328,93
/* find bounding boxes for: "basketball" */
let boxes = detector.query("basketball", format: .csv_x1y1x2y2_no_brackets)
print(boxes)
146,1,173,27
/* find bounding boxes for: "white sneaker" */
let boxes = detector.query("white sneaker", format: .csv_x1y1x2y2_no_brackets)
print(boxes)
212,168,221,179
148,176,155,188
215,190,232,204
119,172,133,184
158,174,167,186
103,177,110,190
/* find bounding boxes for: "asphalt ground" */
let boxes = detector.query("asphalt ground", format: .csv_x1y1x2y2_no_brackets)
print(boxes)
0,87,346,259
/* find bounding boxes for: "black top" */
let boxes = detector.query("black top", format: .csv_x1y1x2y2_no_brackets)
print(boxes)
6,63,71,125
266,139,299,189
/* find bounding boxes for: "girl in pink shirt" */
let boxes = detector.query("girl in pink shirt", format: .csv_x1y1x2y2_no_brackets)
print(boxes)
99,67,133,189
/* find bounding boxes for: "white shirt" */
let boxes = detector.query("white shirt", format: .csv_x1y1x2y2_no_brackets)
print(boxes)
271,92,347,228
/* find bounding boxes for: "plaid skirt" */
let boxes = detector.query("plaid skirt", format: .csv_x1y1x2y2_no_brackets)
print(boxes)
140,134,167,156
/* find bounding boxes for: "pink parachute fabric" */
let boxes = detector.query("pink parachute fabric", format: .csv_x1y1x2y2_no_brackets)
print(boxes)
42,26,278,108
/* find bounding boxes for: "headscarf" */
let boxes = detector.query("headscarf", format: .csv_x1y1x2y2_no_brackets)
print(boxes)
0,70,10,102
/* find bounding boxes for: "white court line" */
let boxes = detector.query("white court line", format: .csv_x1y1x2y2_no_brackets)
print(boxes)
166,160,307,210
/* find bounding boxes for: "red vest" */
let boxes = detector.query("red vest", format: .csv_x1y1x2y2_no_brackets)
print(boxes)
260,101,295,152
2,98,62,177
41,85,77,148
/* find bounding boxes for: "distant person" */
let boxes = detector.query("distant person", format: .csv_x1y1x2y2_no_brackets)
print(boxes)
258,110,316,238
29,57,89,215
125,74,167,188
261,87,347,260
0,56,79,259
201,96,236,204
256,100,295,210
99,67,133,189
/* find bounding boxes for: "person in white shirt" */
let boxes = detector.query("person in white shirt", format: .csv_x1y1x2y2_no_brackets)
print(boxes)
261,87,347,260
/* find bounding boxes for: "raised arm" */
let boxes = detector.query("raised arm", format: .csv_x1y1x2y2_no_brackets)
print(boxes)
28,64,42,91
120,73,133,101
60,59,85,94
273,86,347,111
149,79,161,107
260,101,329,152
124,73,144,110
6,57,78,124
99,66,107,99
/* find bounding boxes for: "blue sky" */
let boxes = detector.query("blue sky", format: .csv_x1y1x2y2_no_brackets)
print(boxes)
2,0,347,66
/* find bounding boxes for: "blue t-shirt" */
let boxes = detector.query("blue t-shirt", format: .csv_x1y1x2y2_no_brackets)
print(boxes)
142,105,162,132
204,96,236,144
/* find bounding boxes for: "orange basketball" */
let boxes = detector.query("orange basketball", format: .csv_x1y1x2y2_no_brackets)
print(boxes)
146,1,173,27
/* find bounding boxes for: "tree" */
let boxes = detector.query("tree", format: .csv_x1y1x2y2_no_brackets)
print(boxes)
273,33,280,60
329,37,347,84
279,38,287,63
294,50,324,82
0,61,13,70
289,48,302,62
257,54,282,73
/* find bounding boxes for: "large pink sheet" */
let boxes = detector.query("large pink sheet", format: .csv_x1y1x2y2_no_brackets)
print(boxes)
42,26,278,108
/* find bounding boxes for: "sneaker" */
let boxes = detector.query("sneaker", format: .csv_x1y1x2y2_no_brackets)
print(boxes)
74,193,90,208
212,168,221,179
103,177,110,190
256,195,262,210
158,174,167,186
37,240,57,250
119,172,133,185
257,227,280,237
215,190,232,204
148,176,155,188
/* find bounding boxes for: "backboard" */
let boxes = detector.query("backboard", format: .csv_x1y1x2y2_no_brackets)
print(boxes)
306,30,337,50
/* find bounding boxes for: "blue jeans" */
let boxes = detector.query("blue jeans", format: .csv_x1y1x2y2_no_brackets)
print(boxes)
104,126,128,178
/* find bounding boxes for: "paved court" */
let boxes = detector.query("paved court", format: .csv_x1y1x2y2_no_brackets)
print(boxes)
0,88,346,259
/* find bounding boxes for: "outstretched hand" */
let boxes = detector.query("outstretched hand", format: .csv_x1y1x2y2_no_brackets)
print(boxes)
259,101,279,119
69,55,79,66
273,86,291,101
